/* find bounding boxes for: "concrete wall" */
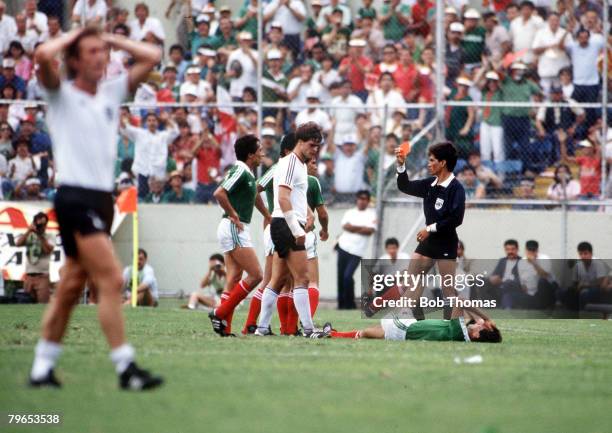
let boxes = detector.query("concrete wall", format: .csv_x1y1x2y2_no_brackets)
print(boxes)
113,204,612,299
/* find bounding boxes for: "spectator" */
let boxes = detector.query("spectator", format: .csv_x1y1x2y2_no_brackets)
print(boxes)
168,44,188,82
236,0,258,40
320,9,351,60
558,66,574,100
350,15,384,61
0,1,17,54
8,137,38,186
366,72,405,129
129,2,165,45
488,239,522,308
513,240,556,309
562,28,604,128
318,152,335,203
395,48,419,103
318,0,351,30
191,126,221,204
123,248,159,307
559,242,610,311
483,12,510,65
186,254,227,310
71,0,107,28
15,212,54,303
226,32,258,101
467,150,503,189
0,58,26,98
509,0,544,65
180,65,213,103
336,190,377,309
458,165,486,199
287,63,323,120
547,163,581,201
501,62,542,166
380,237,410,261
330,80,365,138
408,0,434,39
461,9,486,71
327,133,369,201
263,0,306,58
12,13,38,55
532,12,571,95
143,176,164,204
14,175,45,200
22,0,47,40
262,49,288,116
563,137,601,199
159,64,180,102
446,77,475,159
162,170,195,203
379,0,410,43
210,16,237,50
0,120,11,158
120,112,180,198
186,14,213,58
169,120,195,168
295,88,332,133
313,54,341,102
479,70,505,163
339,38,373,101
446,22,466,86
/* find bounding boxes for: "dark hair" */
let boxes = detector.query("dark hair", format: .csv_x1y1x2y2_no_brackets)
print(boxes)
144,112,158,121
469,321,502,343
242,86,256,100
379,72,395,83
65,26,103,79
460,165,476,175
280,132,297,156
33,211,48,224
558,66,572,77
482,11,497,21
506,2,518,10
209,253,224,263
577,241,593,253
428,141,458,171
576,28,590,39
169,44,184,55
134,2,149,13
295,122,323,145
385,133,399,144
385,237,399,248
504,239,519,248
138,248,148,258
383,43,397,52
519,1,534,9
468,150,481,158
234,134,260,162
113,23,130,37
356,189,371,199
14,135,31,148
554,163,573,184
525,240,539,251
120,157,133,173
8,40,25,56
1,83,17,98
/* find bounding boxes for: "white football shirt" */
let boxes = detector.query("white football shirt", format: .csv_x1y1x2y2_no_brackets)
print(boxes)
44,74,129,192
272,152,308,225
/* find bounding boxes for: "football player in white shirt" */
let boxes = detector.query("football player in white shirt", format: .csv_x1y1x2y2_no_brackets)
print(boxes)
256,122,329,338
30,27,163,390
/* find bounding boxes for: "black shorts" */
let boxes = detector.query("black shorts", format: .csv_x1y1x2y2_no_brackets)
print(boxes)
414,234,458,260
54,186,114,258
270,217,305,259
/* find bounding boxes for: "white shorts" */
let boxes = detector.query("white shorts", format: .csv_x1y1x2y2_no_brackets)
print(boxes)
217,218,252,253
380,317,417,341
263,224,274,256
306,231,318,260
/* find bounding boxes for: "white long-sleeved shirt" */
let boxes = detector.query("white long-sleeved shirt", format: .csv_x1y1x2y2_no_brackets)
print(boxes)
122,124,179,178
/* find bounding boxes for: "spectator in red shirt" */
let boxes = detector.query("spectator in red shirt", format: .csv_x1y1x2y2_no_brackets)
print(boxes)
338,38,373,102
170,120,196,169
373,43,400,79
409,0,434,39
395,48,419,102
191,126,221,204
569,138,601,198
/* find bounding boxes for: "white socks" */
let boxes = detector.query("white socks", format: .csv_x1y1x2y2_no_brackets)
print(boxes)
30,339,63,380
257,287,278,332
110,344,135,374
293,287,314,332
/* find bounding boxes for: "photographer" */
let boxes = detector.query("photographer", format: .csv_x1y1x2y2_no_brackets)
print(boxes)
15,212,54,303
186,254,226,311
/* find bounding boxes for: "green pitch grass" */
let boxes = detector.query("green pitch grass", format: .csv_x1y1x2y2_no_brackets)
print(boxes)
1,302,611,433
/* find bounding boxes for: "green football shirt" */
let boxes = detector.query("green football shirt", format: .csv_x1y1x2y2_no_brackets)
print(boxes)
257,162,276,213
307,175,324,211
221,160,257,223
403,318,467,342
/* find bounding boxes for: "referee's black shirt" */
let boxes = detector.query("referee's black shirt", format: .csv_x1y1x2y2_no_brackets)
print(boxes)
396,166,465,240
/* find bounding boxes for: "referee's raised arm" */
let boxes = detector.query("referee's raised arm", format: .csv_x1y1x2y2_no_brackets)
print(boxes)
394,146,430,198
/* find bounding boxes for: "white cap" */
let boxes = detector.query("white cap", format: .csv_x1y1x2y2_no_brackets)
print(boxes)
463,8,481,19
263,116,276,124
341,134,358,145
202,4,215,13
348,38,367,47
262,127,276,137
449,22,465,33
445,6,457,15
197,47,216,57
270,21,283,29
578,139,593,148
485,71,500,81
306,87,320,99
238,31,253,40
195,14,209,23
511,62,528,70
456,76,473,87
186,66,201,74
25,177,41,186
267,49,282,60
2,58,15,68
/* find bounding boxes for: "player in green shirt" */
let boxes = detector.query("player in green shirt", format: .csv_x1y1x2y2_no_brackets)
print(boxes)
209,135,271,337
326,307,501,342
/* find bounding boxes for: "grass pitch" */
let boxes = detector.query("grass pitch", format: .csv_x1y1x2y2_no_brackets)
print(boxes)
1,302,611,433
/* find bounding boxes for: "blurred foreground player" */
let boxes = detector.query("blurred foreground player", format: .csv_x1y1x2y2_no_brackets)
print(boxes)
30,27,163,389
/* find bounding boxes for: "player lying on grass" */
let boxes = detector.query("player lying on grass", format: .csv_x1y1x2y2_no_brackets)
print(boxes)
326,307,501,342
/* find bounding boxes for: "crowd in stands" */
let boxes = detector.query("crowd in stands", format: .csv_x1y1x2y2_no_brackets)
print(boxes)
0,0,611,204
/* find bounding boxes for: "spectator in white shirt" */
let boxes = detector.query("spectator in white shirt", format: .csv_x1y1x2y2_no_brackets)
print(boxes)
8,137,38,186
509,0,544,65
483,12,510,65
317,0,352,30
179,66,213,102
129,3,165,43
0,1,17,54
120,111,180,199
287,63,324,118
39,15,63,43
330,80,365,137
123,249,159,307
226,32,258,100
13,13,38,55
72,0,108,28
532,12,571,95
22,0,47,39
379,237,410,261
263,0,306,58
295,88,332,133
515,240,556,309
327,132,368,201
336,190,377,309
546,163,581,201
366,72,406,128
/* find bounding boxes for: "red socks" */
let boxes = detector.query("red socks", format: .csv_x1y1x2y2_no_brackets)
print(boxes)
215,281,251,334
308,287,319,316
285,293,299,335
277,293,290,334
330,330,360,339
243,287,263,333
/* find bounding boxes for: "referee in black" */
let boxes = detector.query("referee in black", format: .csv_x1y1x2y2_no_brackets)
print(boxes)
395,141,466,319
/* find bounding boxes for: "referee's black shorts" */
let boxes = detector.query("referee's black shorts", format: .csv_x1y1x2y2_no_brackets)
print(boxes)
415,234,458,260
270,217,305,259
54,186,114,258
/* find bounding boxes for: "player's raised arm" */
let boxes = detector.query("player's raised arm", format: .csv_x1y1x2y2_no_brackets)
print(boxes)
35,28,84,90
101,33,161,93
